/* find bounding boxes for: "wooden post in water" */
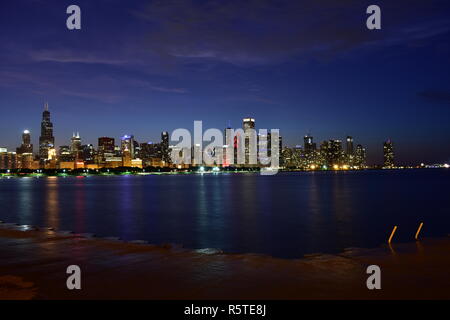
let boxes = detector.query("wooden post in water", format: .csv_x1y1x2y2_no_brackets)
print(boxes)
415,222,424,240
388,226,398,244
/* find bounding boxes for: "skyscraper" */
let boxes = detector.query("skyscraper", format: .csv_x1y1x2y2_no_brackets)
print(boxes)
355,144,366,168
17,130,33,154
161,131,170,164
71,132,82,159
121,135,134,163
243,118,256,166
98,137,115,156
383,139,394,168
243,118,255,131
39,102,55,166
304,135,316,153
346,136,354,155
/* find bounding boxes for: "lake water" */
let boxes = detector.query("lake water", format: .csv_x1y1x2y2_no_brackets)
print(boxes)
0,169,449,258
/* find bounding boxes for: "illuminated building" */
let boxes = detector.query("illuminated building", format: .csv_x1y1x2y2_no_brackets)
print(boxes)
161,131,170,165
121,136,133,167
346,136,354,155
304,135,316,153
38,102,55,167
16,130,33,154
70,132,82,159
354,144,366,168
0,148,18,170
45,148,57,169
243,117,257,166
16,130,34,169
383,139,394,168
131,159,143,168
121,135,135,158
98,137,115,155
303,135,318,168
82,144,96,163
59,145,73,162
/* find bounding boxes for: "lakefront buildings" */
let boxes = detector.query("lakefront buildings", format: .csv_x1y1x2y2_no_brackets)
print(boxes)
0,102,384,171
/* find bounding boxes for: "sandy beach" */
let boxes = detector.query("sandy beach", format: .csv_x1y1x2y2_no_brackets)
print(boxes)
0,223,449,300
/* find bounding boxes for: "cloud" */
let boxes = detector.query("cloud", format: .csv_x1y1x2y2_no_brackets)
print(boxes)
0,70,188,103
136,0,450,66
30,49,131,66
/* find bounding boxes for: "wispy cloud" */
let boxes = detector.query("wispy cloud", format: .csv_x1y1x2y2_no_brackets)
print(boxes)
30,49,131,66
136,0,450,66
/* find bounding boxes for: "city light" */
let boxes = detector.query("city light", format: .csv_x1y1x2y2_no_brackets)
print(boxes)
445,164,449,168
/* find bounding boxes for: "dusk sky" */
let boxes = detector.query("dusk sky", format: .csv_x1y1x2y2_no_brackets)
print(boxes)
1,0,450,165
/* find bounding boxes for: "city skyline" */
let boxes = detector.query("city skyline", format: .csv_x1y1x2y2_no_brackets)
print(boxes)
1,1,450,165
0,102,446,167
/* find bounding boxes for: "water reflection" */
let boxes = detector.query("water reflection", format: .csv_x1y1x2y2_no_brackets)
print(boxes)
74,177,86,233
0,170,449,258
45,177,59,229
18,178,32,225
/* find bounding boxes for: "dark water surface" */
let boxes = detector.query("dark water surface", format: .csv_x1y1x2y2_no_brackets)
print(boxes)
0,170,449,258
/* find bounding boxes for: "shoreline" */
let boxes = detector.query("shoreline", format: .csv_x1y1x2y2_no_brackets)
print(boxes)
0,223,449,300
1,167,447,178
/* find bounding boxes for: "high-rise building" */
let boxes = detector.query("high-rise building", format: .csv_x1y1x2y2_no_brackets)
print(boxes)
161,131,170,164
243,118,255,131
59,145,73,162
0,148,18,170
354,144,366,168
70,132,82,159
17,130,33,154
243,118,256,166
120,134,134,158
304,135,316,153
346,136,354,155
82,144,96,163
16,130,34,169
39,102,55,166
121,135,134,163
98,137,115,163
383,139,394,168
322,139,343,167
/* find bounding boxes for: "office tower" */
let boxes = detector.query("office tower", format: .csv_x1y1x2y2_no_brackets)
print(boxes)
243,118,255,131
82,144,96,163
39,102,55,166
16,130,33,169
121,135,134,165
59,145,73,162
16,130,33,154
243,118,256,166
98,137,115,162
161,131,170,164
133,140,141,158
121,135,134,157
330,139,343,165
70,132,82,159
355,144,366,168
383,139,394,168
346,136,354,155
98,137,115,154
0,148,18,170
303,135,316,153
321,139,343,167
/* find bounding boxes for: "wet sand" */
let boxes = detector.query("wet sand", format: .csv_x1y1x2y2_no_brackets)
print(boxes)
0,224,449,300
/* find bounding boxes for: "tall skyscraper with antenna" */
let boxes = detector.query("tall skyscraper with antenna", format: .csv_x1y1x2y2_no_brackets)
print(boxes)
39,102,55,166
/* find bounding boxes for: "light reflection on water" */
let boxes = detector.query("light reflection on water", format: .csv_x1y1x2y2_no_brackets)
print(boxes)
1,170,449,258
